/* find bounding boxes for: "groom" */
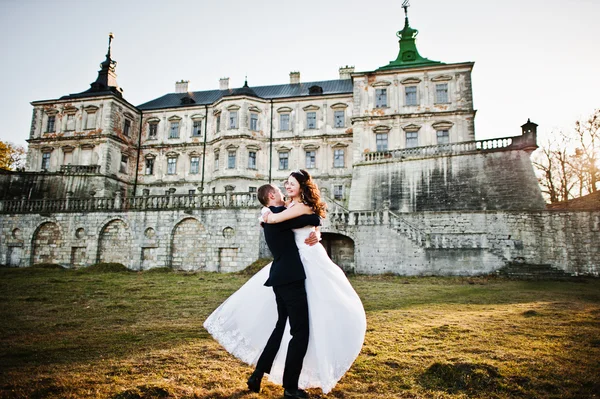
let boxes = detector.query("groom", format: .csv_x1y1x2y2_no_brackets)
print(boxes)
247,183,321,399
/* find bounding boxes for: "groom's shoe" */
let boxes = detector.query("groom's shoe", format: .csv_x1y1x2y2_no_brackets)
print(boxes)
283,388,309,399
247,369,263,393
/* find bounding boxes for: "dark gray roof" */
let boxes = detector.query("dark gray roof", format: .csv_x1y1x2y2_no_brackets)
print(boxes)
137,79,353,110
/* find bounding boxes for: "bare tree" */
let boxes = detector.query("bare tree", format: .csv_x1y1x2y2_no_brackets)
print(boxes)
533,133,575,203
573,109,599,193
0,140,26,171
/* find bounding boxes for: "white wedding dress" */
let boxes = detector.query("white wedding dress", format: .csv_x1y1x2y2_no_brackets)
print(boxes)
203,225,366,394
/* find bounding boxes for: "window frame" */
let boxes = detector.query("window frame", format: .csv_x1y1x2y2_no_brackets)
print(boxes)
123,119,131,137
334,110,345,128
227,150,236,169
435,83,449,104
192,120,202,137
306,111,317,129
229,111,238,129
333,148,345,168
305,150,316,169
247,151,257,170
333,184,344,200
406,131,419,148
190,156,200,174
41,152,51,170
279,113,290,131
405,86,418,106
46,115,56,133
375,88,388,108
436,129,450,145
250,112,258,131
278,151,289,170
376,133,388,152
169,121,180,139
167,157,177,175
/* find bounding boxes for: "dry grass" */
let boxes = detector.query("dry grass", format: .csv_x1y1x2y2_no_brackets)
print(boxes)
0,267,599,399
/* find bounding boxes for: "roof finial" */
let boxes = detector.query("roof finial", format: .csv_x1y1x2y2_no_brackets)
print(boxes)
107,32,114,58
402,0,410,18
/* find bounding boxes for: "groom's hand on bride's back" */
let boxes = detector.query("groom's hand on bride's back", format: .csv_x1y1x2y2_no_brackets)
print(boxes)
304,230,320,246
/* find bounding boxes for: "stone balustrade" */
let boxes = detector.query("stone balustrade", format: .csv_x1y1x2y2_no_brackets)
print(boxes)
0,192,259,214
59,164,101,174
360,135,533,163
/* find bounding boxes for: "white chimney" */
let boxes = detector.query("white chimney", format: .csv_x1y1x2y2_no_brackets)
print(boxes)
290,71,300,84
175,80,189,93
339,65,355,79
219,77,229,90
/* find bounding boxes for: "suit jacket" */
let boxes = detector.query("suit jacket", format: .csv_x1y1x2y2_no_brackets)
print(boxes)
263,206,321,287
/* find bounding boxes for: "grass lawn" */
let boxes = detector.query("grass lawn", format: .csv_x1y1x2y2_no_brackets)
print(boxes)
0,264,599,399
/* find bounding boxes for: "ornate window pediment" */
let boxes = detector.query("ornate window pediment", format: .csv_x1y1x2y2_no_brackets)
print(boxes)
41,146,54,153
166,151,180,158
214,148,220,153
302,105,320,111
246,144,261,151
332,142,349,148
276,145,292,152
226,104,241,111
431,75,452,82
145,153,156,159
213,109,222,116
330,103,348,110
80,143,95,150
248,106,261,113
401,77,422,85
402,124,422,133
303,143,320,150
372,80,392,87
45,108,59,116
123,111,135,119
168,115,182,122
62,145,75,153
188,150,201,157
84,105,99,113
63,106,77,115
373,125,392,133
190,114,204,121
147,117,160,124
277,106,293,113
226,144,239,150
432,121,454,130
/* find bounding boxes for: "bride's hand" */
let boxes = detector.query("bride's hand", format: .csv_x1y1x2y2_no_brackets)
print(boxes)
262,209,272,223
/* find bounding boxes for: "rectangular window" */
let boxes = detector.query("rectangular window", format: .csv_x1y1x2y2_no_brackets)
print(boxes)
280,114,290,131
169,121,180,138
248,151,257,169
250,113,258,131
216,114,221,133
229,111,238,129
249,186,257,194
123,119,131,136
192,120,202,136
120,155,128,173
376,133,388,152
437,130,450,144
86,113,96,129
228,151,236,169
306,112,316,129
66,114,75,131
167,157,177,175
41,152,51,170
305,150,316,169
63,151,73,165
149,123,158,138
145,158,154,175
279,152,289,170
333,185,344,200
405,86,417,106
334,110,345,128
333,148,345,168
436,83,448,104
214,152,219,170
406,131,419,148
190,156,200,174
47,116,56,133
375,88,387,108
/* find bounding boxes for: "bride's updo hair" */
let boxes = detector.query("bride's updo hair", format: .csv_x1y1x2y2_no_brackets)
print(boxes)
289,169,327,218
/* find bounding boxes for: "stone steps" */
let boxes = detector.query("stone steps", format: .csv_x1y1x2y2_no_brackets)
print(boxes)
496,262,572,279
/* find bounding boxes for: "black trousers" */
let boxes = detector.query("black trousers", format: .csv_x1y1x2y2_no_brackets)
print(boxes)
256,280,309,390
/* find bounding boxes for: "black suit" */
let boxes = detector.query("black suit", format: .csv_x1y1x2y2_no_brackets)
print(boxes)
256,206,320,391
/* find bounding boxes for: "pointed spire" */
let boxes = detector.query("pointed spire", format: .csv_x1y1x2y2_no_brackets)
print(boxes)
378,1,442,71
89,32,123,96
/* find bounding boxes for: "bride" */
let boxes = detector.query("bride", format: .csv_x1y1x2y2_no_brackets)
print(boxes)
203,170,366,395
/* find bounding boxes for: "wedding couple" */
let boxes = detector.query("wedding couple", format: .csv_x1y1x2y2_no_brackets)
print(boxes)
204,170,366,398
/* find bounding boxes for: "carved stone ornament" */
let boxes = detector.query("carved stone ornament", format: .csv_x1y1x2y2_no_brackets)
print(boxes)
168,115,182,121
63,106,78,115
402,124,422,133
431,75,452,82
246,144,261,151
401,77,422,85
190,114,204,121
302,105,320,111
332,142,349,148
372,80,392,87
166,151,180,158
303,143,320,150
226,104,241,111
330,102,348,109
226,144,239,150
432,121,454,130
248,106,261,113
373,125,392,133
144,153,156,159
277,106,293,113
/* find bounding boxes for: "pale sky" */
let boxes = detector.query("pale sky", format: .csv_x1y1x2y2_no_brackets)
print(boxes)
0,0,598,148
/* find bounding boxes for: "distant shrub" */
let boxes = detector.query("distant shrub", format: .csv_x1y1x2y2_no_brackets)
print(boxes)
30,263,66,270
237,258,272,276
85,263,131,273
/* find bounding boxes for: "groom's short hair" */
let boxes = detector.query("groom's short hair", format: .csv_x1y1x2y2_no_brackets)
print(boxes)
257,184,276,206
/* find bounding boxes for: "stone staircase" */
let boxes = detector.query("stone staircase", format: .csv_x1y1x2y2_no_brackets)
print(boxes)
495,261,573,279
